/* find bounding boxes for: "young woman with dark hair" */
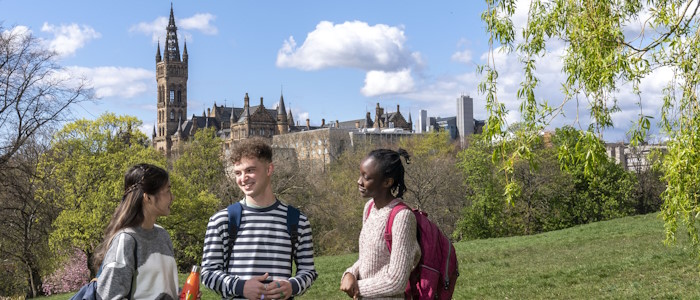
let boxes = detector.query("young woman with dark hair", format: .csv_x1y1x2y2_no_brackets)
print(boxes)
92,163,179,299
340,148,421,299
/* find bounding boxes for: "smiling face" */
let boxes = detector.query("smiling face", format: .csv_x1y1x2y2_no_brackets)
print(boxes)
357,157,391,199
233,156,273,199
144,180,173,218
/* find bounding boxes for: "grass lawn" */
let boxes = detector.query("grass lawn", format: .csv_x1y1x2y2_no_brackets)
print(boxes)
39,213,700,299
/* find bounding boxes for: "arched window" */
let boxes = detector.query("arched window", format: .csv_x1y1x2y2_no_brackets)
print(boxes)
170,111,174,120
177,90,182,103
169,90,175,103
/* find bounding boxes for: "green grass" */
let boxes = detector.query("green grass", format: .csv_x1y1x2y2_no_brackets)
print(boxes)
40,213,700,299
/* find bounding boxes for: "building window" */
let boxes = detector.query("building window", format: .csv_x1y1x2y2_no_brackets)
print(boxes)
170,111,174,120
177,90,182,103
170,90,175,103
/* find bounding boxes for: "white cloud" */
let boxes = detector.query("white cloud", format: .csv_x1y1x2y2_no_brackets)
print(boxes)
180,13,218,35
276,21,419,72
130,13,217,43
451,50,473,64
41,23,100,56
361,69,415,97
297,112,310,124
1,25,32,39
65,66,153,99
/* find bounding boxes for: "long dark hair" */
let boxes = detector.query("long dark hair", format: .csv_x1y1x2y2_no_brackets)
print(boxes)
92,163,169,269
366,148,411,198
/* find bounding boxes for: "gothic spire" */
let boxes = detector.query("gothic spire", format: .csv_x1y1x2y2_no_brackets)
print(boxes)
288,108,294,127
156,40,162,62
182,39,188,63
277,93,286,116
164,3,181,62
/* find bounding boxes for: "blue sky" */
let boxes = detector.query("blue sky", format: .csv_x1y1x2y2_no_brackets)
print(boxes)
1,0,666,142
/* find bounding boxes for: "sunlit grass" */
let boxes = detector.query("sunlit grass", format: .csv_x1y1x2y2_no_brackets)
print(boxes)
39,213,700,299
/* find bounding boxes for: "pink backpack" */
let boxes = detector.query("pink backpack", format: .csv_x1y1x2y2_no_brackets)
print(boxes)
367,200,459,300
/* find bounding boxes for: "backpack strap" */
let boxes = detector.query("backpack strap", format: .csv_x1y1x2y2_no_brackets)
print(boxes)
286,205,300,261
226,201,300,266
384,202,410,253
366,200,411,252
226,202,243,270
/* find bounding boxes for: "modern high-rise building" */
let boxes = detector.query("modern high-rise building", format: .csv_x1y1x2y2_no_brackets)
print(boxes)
417,110,428,133
456,95,474,148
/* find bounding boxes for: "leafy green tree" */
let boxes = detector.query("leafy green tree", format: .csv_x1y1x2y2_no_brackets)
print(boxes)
167,128,226,270
454,135,511,240
552,126,636,223
480,0,698,257
37,113,164,276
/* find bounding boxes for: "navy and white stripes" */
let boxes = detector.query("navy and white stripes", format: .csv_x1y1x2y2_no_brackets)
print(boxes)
201,200,318,299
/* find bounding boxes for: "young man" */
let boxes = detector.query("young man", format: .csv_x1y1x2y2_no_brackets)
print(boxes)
201,138,318,299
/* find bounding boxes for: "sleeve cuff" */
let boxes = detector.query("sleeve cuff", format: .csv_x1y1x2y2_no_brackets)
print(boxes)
290,277,300,295
234,279,247,297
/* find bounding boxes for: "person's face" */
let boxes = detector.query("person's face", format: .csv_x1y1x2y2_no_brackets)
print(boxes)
357,157,391,198
233,156,273,198
145,180,173,217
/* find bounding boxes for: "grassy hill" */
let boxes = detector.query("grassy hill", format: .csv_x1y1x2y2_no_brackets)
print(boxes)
41,213,700,299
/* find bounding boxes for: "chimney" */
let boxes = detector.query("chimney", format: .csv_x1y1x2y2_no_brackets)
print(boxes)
306,119,310,129
355,121,360,128
207,108,211,117
321,119,325,127
336,120,339,128
397,104,400,112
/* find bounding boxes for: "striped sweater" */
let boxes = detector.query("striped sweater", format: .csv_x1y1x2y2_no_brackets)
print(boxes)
201,200,318,299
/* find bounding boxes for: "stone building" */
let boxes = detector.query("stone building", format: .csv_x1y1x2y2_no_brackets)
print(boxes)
605,143,667,172
151,5,292,158
150,5,455,169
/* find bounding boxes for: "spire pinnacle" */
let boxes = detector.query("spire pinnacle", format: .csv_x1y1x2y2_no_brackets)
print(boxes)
156,40,162,62
164,3,181,61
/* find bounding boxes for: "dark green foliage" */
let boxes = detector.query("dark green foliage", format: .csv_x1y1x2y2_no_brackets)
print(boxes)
455,127,639,240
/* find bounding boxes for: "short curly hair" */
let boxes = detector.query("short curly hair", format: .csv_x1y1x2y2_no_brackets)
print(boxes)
230,137,272,164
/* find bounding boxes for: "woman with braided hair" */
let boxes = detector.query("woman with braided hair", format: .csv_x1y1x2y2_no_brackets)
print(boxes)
340,149,421,299
92,163,180,299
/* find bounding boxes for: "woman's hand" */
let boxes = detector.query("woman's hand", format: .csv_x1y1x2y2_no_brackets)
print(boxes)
339,272,359,299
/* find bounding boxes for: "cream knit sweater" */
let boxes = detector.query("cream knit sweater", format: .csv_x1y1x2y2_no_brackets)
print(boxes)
344,199,421,299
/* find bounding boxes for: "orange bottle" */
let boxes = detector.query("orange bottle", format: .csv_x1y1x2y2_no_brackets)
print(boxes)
181,265,200,300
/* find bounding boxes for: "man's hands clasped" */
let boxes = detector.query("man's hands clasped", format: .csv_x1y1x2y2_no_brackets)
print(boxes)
243,273,293,300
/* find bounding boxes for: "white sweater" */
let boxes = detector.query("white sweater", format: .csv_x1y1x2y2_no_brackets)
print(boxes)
344,199,421,299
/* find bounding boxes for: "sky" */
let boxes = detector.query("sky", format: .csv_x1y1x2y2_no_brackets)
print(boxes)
0,0,670,142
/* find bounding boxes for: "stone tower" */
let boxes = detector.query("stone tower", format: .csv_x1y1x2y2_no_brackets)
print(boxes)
154,4,188,156
277,93,289,134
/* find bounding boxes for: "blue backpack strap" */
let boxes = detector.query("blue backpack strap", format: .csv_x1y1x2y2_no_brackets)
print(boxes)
286,204,300,260
226,202,243,270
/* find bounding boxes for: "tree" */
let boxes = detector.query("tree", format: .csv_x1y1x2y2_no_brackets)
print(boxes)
454,134,516,240
480,1,699,256
0,134,57,297
167,128,226,270
400,131,466,236
0,25,92,171
37,113,164,277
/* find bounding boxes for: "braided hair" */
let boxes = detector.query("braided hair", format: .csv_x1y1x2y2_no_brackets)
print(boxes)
93,163,169,270
366,148,411,198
